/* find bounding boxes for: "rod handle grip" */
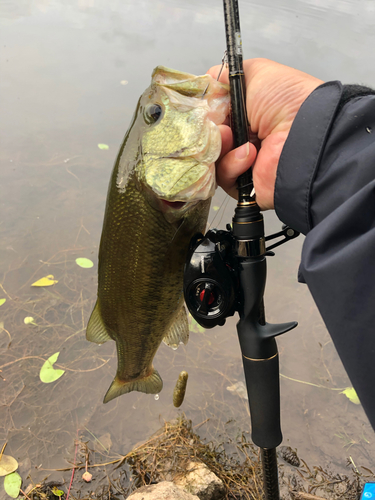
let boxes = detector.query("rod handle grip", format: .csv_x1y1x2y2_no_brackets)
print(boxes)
241,353,282,449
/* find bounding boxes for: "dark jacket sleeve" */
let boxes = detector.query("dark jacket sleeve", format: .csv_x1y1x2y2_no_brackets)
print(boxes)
274,81,375,430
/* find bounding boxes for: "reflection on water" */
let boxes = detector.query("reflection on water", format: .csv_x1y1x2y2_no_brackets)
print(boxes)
1,0,375,491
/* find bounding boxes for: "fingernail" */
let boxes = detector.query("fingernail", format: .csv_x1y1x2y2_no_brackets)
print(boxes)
235,142,250,160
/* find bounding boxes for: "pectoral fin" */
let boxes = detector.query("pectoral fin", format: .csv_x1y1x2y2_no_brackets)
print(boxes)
103,369,163,403
163,306,189,349
86,300,112,344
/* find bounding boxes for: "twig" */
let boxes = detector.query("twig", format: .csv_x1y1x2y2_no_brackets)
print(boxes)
280,373,345,391
55,359,110,372
66,432,79,500
0,323,12,346
0,442,7,460
84,426,110,453
0,284,13,300
0,356,49,370
40,457,126,472
348,456,359,474
19,489,32,500
0,355,109,373
193,418,210,430
293,493,328,500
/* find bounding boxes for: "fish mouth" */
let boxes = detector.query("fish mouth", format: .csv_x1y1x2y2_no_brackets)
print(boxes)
161,200,187,210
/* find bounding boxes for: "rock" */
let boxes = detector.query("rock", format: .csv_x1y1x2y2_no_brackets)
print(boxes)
174,461,225,500
333,480,348,495
126,481,200,500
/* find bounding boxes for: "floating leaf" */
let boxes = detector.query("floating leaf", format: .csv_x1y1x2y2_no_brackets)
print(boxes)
39,352,65,384
4,472,22,498
0,298,6,306
98,143,109,150
212,206,220,211
0,455,18,476
75,258,94,269
31,275,58,287
52,486,64,496
24,317,37,326
341,387,360,405
189,316,205,333
82,471,92,482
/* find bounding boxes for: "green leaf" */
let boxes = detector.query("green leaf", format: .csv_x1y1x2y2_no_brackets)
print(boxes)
75,258,94,269
24,317,37,326
0,298,6,306
4,472,22,498
189,316,205,333
52,486,64,496
0,455,18,476
98,143,109,150
39,352,65,384
31,275,58,287
341,387,360,405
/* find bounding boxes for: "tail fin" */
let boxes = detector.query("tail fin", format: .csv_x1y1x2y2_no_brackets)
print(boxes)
103,369,163,404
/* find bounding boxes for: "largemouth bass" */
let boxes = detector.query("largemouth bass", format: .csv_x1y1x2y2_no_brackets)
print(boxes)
87,66,229,404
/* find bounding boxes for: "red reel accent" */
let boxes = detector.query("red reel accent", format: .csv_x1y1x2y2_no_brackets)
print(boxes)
199,289,214,305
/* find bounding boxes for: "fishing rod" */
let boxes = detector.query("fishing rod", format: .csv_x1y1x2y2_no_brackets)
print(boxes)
184,1,300,498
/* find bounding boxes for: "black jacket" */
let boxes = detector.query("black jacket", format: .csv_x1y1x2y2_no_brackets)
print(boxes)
275,81,375,431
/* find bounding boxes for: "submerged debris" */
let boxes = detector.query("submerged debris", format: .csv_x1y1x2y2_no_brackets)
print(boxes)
278,445,300,467
173,371,189,407
8,415,374,500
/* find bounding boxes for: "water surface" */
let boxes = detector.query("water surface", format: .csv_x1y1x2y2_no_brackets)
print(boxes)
1,0,374,493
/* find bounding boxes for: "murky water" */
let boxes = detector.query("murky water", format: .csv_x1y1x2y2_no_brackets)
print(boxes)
1,0,375,494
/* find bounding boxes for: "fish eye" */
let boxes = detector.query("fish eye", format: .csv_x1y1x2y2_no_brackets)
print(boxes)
144,103,163,125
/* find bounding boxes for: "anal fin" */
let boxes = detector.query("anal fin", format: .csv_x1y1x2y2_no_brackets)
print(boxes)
103,369,163,403
163,305,189,349
86,300,112,344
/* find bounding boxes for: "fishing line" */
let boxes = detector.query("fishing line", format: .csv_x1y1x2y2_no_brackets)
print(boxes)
170,218,186,245
202,51,228,99
204,50,233,232
206,194,231,231
216,51,228,81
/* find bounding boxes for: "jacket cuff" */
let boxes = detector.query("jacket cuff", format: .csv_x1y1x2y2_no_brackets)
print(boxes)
274,81,343,235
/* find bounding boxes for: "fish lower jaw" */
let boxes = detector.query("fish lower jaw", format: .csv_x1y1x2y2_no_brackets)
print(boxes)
153,195,197,214
159,199,200,223
161,200,187,210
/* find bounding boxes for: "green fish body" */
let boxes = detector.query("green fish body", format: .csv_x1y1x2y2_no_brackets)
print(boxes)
87,66,229,404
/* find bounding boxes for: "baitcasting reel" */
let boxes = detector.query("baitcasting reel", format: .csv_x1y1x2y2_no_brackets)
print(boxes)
183,224,299,328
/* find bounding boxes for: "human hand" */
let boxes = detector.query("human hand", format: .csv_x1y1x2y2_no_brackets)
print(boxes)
208,58,324,209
